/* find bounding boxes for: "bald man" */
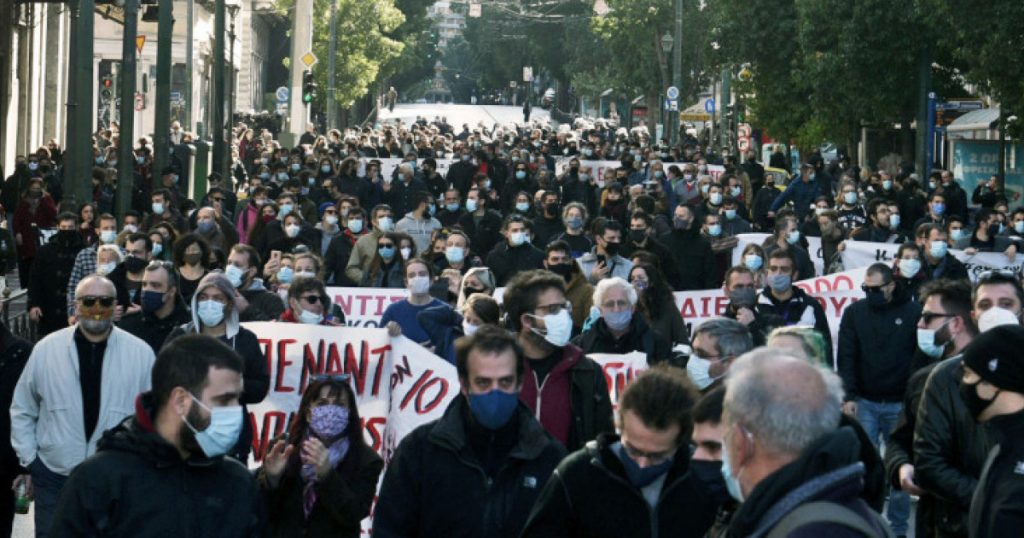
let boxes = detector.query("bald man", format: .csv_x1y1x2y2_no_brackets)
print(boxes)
721,349,893,536
10,275,155,536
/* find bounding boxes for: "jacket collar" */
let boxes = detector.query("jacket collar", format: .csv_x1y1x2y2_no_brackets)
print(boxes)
586,432,694,489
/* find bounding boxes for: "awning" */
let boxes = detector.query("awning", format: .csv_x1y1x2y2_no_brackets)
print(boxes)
679,101,711,123
947,107,1000,133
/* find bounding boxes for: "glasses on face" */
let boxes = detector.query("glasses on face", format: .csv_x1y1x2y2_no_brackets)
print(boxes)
378,242,394,249
535,301,572,316
861,282,891,293
920,311,955,324
300,295,322,305
622,440,676,465
78,296,115,308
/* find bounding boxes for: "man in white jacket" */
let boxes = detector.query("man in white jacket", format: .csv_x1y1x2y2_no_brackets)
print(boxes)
10,275,155,536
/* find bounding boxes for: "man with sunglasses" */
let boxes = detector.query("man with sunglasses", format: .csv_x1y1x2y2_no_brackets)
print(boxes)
10,275,155,536
522,366,720,538
834,263,921,536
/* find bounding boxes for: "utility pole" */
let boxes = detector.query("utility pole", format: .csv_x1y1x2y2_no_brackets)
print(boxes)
718,68,730,153
211,0,226,180
228,6,239,181
915,45,931,178
65,0,96,208
671,0,683,146
116,0,139,220
185,0,193,129
152,0,173,177
326,0,338,130
285,0,313,147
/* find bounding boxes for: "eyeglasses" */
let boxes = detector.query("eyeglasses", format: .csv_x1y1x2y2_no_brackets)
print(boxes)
78,296,115,308
861,282,892,293
920,311,956,324
300,295,322,304
622,440,676,465
311,373,351,384
534,301,572,315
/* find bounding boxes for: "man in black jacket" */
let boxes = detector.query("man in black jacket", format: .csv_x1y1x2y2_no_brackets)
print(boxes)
373,326,565,538
49,335,265,536
572,277,672,366
117,261,191,353
960,325,1024,538
918,223,969,281
837,263,921,537
521,365,719,538
227,244,285,321
485,214,545,286
755,249,833,363
939,170,969,223
0,317,33,537
28,212,84,336
661,204,717,290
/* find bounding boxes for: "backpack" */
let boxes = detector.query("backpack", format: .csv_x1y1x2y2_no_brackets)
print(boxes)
765,501,895,538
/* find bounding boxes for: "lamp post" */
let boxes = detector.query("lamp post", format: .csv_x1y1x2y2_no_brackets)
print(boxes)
116,0,140,220
660,31,674,144
211,0,226,184
226,0,241,180
672,0,683,146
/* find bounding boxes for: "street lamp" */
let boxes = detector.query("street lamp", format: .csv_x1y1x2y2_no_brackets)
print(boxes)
660,32,674,54
226,0,241,177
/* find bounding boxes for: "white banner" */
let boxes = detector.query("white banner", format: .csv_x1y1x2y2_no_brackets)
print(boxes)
840,241,1024,282
327,287,407,327
586,352,649,424
242,323,459,532
373,157,458,181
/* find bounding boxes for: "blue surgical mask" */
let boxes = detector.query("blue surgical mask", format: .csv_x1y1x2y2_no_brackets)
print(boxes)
378,245,396,260
445,203,460,212
183,394,243,458
890,214,901,229
724,209,737,220
468,389,519,430
786,230,801,245
843,192,858,205
898,258,921,278
744,254,763,271
321,165,332,173
348,219,364,233
445,246,465,265
197,299,226,327
917,324,949,358
932,202,945,215
279,203,294,217
515,202,530,212
603,309,632,331
721,445,745,501
377,216,395,232
224,264,245,288
516,170,527,180
929,240,948,259
151,243,163,257
152,202,165,215
99,230,117,244
707,224,722,237
466,199,478,212
277,266,294,284
566,217,583,230
768,273,791,292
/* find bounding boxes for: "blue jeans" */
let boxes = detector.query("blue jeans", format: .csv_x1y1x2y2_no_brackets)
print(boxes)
29,459,68,538
857,399,910,535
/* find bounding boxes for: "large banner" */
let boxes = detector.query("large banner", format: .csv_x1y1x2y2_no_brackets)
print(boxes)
841,240,1024,282
327,287,407,327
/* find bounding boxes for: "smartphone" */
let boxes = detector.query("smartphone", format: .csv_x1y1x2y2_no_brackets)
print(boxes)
596,254,607,265
270,250,282,262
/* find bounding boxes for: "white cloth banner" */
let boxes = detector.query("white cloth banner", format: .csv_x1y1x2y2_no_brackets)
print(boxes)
327,287,407,327
242,323,459,532
840,241,1024,282
374,157,457,180
585,352,650,425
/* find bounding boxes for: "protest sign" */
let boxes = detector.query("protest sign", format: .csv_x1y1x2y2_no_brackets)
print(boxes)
586,352,649,423
841,240,1024,282
327,287,407,327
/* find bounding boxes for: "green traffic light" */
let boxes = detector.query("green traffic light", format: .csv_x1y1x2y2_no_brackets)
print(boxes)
303,93,313,104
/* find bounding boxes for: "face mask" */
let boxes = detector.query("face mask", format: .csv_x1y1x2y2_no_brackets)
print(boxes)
378,245,396,260
786,230,801,245
183,394,243,458
1015,221,1024,235
707,224,722,237
509,231,527,247
683,174,694,181
124,256,148,274
515,170,527,180
865,287,888,308
515,202,530,212
701,184,710,195
932,202,945,215
285,224,301,238
197,299,226,326
348,219,364,234
603,241,621,257
197,219,216,234
309,405,349,440
298,307,323,325
277,266,294,284
723,209,737,220
898,258,921,278
279,203,294,217
843,192,858,205
744,254,763,271
100,230,117,244
580,173,591,182
768,273,791,293
566,217,583,230
709,192,723,205
721,444,745,502
225,264,246,288
583,148,594,157
400,247,412,260
140,290,166,314
883,180,893,190
278,172,290,181
324,215,339,227
690,459,732,505
917,323,950,358
97,262,117,276
615,442,674,488
408,275,430,295
462,319,479,336
377,216,395,232
465,198,478,212
673,218,690,230
977,306,1021,333
259,172,271,180
291,163,301,172
444,246,466,265
468,389,519,430
951,229,968,241
529,309,573,347
603,309,632,331
729,186,742,198
321,165,332,174
728,287,756,308
959,381,998,421
686,355,721,390
890,214,901,229
445,202,460,213
929,240,948,258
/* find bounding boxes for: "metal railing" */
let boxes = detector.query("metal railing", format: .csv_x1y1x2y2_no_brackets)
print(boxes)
2,289,39,342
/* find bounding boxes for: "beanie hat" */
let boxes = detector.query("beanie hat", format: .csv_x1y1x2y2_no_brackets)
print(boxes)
962,324,1024,393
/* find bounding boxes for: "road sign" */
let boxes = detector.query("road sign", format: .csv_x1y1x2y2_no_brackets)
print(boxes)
301,51,318,68
275,86,290,103
666,86,679,100
664,99,678,111
136,35,146,55
134,92,145,111
523,66,533,82
510,81,517,88
705,98,715,114
935,100,984,112
170,91,182,104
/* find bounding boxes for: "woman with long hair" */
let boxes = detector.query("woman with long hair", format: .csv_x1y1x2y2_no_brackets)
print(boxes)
361,232,405,288
259,376,383,537
627,262,688,345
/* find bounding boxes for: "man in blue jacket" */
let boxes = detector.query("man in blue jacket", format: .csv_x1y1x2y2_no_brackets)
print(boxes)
769,162,821,220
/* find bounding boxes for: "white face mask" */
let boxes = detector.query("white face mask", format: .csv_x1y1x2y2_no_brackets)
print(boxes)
462,319,479,336
400,247,412,260
898,258,921,279
408,275,430,295
528,309,573,347
297,307,324,325
97,262,117,276
686,354,721,390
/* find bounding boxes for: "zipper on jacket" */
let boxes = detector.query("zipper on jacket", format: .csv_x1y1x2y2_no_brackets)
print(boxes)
533,370,549,422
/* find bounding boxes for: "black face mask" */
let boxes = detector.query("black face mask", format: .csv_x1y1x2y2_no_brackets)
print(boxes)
628,229,647,243
124,256,148,273
689,459,733,506
603,241,621,257
547,262,574,282
464,285,487,296
959,380,998,421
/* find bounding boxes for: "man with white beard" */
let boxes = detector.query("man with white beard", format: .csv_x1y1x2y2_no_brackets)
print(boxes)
10,275,154,536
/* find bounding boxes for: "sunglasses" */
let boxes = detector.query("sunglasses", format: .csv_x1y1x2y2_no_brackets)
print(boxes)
977,269,1018,282
861,282,891,293
300,295,322,304
920,312,956,324
78,296,115,308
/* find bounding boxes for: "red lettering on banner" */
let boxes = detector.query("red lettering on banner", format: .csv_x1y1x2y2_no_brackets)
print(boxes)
345,340,372,396
299,339,325,392
680,298,696,318
370,345,389,397
259,338,273,378
829,296,856,315
253,410,292,462
364,416,387,452
714,296,729,315
275,339,297,392
334,293,352,316
399,370,435,410
831,275,854,291
415,377,449,415
373,295,388,316
390,355,413,390
325,342,344,375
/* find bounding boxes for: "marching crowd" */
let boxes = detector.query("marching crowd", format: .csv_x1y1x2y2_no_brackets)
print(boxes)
0,114,1023,537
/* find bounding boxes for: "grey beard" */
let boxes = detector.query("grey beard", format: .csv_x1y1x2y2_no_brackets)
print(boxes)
80,318,113,335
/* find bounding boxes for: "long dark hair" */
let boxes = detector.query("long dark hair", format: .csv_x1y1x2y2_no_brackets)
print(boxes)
287,378,368,452
630,262,673,320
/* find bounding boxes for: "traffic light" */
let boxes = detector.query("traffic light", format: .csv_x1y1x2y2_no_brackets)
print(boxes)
302,70,316,104
101,75,114,101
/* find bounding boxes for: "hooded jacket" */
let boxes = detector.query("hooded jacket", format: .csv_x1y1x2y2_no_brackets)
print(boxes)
726,427,891,538
49,393,266,537
521,433,721,538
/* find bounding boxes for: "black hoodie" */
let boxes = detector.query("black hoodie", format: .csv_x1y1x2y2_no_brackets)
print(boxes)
49,393,266,537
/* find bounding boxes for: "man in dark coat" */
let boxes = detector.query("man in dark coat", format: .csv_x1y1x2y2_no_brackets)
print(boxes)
117,261,191,353
373,326,565,538
0,318,33,537
661,204,717,290
485,215,545,286
28,212,85,336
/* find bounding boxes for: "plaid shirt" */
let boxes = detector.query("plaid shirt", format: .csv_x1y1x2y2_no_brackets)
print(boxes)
66,246,97,317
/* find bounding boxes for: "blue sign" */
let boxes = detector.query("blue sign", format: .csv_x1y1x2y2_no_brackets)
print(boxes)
275,86,290,103
953,140,1024,203
705,98,715,114
666,86,679,100
170,91,182,103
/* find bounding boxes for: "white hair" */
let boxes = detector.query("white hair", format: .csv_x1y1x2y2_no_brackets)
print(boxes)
592,277,638,309
96,244,124,264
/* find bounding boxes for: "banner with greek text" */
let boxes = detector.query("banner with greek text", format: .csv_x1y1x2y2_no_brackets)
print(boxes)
586,352,649,425
840,240,1024,282
327,287,407,327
